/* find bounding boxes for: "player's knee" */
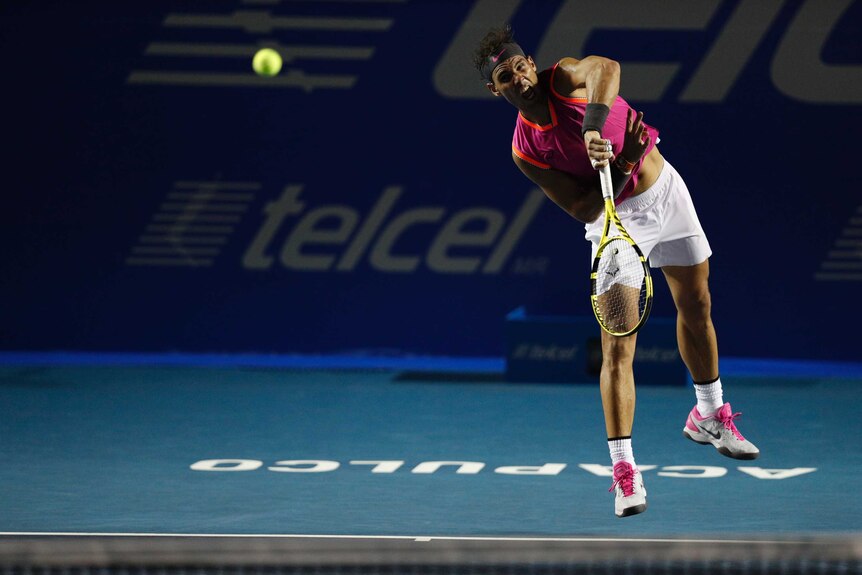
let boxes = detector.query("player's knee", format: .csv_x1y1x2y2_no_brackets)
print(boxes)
677,285,712,323
601,337,636,367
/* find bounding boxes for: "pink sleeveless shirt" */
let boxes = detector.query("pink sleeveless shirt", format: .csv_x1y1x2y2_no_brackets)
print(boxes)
512,63,659,204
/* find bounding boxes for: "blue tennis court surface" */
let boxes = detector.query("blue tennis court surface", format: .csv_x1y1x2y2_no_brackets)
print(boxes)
1,357,859,537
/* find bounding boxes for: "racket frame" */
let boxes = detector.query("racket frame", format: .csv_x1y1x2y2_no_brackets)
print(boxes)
589,164,654,337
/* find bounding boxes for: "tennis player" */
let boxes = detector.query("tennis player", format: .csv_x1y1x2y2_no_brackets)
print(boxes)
474,26,759,518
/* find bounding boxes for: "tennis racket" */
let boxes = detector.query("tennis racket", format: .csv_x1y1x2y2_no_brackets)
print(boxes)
590,164,653,337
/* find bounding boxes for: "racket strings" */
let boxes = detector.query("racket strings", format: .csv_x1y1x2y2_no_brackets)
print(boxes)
594,237,648,334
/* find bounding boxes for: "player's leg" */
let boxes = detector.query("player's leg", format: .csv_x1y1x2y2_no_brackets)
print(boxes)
662,261,760,460
600,330,646,517
600,329,637,437
585,171,664,518
661,260,717,383
596,283,643,335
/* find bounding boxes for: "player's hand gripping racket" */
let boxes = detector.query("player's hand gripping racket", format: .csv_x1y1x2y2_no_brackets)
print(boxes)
590,164,653,336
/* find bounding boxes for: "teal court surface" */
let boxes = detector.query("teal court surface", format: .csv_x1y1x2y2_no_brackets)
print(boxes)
0,354,860,572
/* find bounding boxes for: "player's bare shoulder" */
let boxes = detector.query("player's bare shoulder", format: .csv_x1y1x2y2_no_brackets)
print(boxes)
552,57,586,98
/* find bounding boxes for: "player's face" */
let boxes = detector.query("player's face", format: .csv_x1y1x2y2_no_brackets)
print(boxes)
489,55,540,107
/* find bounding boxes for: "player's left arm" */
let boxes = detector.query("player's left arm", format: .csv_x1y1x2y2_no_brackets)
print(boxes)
553,56,621,167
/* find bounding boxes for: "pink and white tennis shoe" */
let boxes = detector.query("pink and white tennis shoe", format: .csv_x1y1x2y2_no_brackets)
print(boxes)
683,402,760,460
609,461,647,518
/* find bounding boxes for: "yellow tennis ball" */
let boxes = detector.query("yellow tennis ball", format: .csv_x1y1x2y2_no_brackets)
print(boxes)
252,48,282,77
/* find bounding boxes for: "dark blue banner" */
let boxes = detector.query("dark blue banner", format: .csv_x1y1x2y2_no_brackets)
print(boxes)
3,0,861,361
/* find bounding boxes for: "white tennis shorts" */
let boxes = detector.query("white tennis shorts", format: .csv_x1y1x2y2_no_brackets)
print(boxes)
593,239,646,296
584,160,712,268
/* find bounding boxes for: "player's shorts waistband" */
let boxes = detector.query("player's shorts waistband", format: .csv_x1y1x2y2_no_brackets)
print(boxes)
615,159,673,214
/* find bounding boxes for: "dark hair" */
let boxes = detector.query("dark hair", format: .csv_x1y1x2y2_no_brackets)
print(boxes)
472,25,515,76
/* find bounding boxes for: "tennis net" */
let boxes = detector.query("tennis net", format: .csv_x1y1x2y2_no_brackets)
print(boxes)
0,535,859,575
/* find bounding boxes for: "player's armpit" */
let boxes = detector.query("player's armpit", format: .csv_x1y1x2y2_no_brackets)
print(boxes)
512,154,602,223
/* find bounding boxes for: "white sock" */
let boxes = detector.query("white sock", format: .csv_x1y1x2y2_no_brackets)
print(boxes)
608,437,636,467
694,377,724,416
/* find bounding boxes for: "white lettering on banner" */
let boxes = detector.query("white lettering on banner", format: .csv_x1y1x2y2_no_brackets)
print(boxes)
538,0,719,102
771,0,862,104
428,208,505,273
243,184,304,270
434,0,521,99
242,185,545,274
189,460,818,479
369,207,446,273
434,0,860,104
815,204,862,282
337,186,401,270
281,206,358,271
634,346,680,363
513,343,579,362
128,6,397,91
510,257,549,275
680,0,785,102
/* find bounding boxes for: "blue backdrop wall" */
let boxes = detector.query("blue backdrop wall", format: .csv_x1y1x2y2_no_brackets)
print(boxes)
3,0,861,362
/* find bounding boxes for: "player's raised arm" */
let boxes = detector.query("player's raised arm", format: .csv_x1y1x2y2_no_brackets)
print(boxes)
554,56,621,168
553,56,620,105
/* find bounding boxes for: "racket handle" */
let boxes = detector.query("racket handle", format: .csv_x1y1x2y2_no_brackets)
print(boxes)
599,163,614,201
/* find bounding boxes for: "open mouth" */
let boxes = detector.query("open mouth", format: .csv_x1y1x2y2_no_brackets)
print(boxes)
521,86,535,100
